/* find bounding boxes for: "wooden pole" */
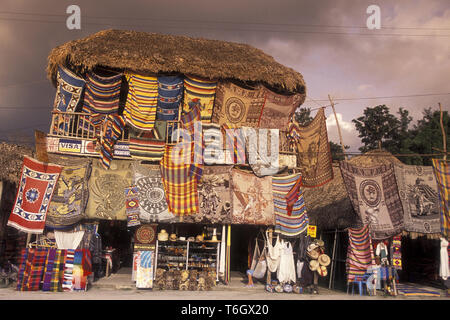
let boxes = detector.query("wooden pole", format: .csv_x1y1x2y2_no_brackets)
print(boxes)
328,95,348,160
328,228,338,289
439,103,447,160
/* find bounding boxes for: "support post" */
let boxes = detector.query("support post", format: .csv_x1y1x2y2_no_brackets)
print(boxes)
328,228,338,289
439,103,447,160
328,95,348,160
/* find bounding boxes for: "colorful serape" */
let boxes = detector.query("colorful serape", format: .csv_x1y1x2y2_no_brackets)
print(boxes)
431,159,450,240
156,75,183,121
346,225,376,282
50,249,65,292
82,72,123,114
287,107,333,188
7,156,62,234
396,283,441,297
62,249,75,292
42,248,57,291
183,75,217,122
156,106,179,121
391,234,402,270
136,250,154,289
53,65,85,112
125,186,141,227
212,81,265,128
272,174,309,237
26,247,47,291
123,73,158,131
97,113,127,169
16,248,31,291
259,86,303,130
129,131,166,162
72,249,91,291
340,161,404,240
180,104,204,179
222,124,246,165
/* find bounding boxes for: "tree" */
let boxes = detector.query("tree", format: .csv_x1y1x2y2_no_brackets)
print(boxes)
294,107,313,126
329,141,350,161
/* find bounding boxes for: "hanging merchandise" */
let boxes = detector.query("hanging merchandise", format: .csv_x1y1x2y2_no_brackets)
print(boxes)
129,125,166,161
183,75,217,122
340,161,405,240
440,237,449,280
54,229,85,250
53,65,85,113
431,159,450,240
7,156,63,234
394,164,441,234
391,235,402,270
136,250,154,289
375,240,389,266
287,107,333,188
346,225,376,282
222,124,247,165
277,240,296,284
266,230,282,273
156,75,183,121
124,186,141,227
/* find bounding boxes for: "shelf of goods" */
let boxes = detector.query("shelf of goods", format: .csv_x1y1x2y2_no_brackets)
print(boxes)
155,239,221,281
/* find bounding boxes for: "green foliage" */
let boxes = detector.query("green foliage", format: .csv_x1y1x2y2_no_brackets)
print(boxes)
329,141,350,161
294,107,313,126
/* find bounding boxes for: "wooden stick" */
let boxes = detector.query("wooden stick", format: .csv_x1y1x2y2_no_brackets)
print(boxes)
439,103,447,160
328,95,348,160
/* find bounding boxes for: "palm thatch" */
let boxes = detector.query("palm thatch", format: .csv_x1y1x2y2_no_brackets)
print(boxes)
46,29,306,95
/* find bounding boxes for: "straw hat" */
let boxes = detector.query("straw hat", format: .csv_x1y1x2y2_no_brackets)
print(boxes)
315,239,325,247
158,229,168,242
307,243,318,252
307,248,320,260
169,233,177,241
317,265,328,277
318,254,331,267
309,259,319,271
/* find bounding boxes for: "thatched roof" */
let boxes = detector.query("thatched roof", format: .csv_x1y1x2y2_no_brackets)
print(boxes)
0,142,34,185
46,29,306,95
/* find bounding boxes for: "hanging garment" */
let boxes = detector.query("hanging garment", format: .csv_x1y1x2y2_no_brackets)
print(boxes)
55,230,85,250
376,241,389,266
53,65,85,112
346,225,376,282
129,130,166,161
156,75,183,121
124,186,141,227
391,235,402,270
82,72,123,114
183,75,217,122
277,240,296,284
440,237,449,280
431,159,450,240
266,231,282,273
219,225,226,276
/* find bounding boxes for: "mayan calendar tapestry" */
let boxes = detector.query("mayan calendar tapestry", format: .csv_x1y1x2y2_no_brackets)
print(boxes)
340,161,404,240
183,165,233,224
394,164,441,234
85,160,132,220
287,107,333,188
432,159,450,239
123,73,158,131
183,75,217,122
131,162,175,222
272,174,309,237
7,156,62,234
211,82,265,128
53,65,85,112
259,86,303,130
346,225,376,281
231,169,274,225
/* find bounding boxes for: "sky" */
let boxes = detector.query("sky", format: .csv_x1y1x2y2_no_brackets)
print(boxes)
0,0,449,152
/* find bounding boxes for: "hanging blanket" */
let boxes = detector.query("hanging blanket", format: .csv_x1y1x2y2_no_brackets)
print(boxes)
259,86,303,130
129,132,166,162
156,75,183,121
431,159,450,240
391,234,402,270
222,124,246,165
26,247,47,291
136,250,154,289
203,123,225,164
287,107,333,188
46,160,92,229
98,113,127,169
42,248,57,291
51,249,65,292
272,174,309,237
62,249,75,291
231,169,274,225
183,165,233,224
53,65,85,112
125,186,141,227
183,75,217,122
346,226,376,282
180,104,204,179
72,249,90,291
131,162,175,222
212,82,265,128
16,248,31,291
82,72,123,114
85,160,132,220
340,161,404,240
394,164,440,234
7,156,62,234
123,73,158,131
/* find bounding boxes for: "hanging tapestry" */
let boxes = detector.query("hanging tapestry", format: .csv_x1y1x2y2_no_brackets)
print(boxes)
346,225,376,282
129,130,166,162
42,248,57,291
156,75,183,121
53,65,85,112
211,82,265,128
82,71,123,114
222,124,246,165
85,160,132,220
125,186,141,227
431,159,450,240
160,145,200,216
272,174,309,237
203,123,226,164
62,249,75,291
72,249,91,291
391,234,402,270
340,161,404,240
231,169,274,225
46,160,92,229
156,106,179,121
259,86,303,130
97,113,127,170
183,165,233,224
16,248,31,291
180,104,204,179
136,250,154,289
123,73,158,131
7,156,62,234
394,164,440,234
287,107,333,188
131,162,175,223
51,249,65,292
183,75,217,122
27,247,47,291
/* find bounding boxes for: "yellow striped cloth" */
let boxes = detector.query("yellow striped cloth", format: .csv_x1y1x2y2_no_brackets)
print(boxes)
432,159,450,239
123,73,158,131
183,75,217,122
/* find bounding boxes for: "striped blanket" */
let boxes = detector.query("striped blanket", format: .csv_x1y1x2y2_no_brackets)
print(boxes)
180,104,203,179
222,124,246,165
123,73,158,131
53,65,85,112
183,75,217,122
42,248,57,291
396,283,441,297
16,248,29,291
82,72,123,114
156,75,183,121
431,159,450,240
272,174,309,237
129,130,166,162
50,249,65,292
62,249,75,291
346,226,376,282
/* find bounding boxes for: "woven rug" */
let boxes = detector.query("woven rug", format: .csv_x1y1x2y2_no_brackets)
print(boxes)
26,247,47,291
287,107,333,188
180,104,204,179
272,174,309,237
346,225,376,281
53,65,85,112
431,159,450,240
222,124,246,165
391,234,402,270
394,164,441,234
396,283,441,297
340,161,404,240
125,186,141,227
7,156,62,234
156,75,183,121
231,169,274,225
183,165,233,224
82,72,123,114
183,75,217,123
98,113,127,169
42,248,57,291
62,249,75,291
131,162,175,222
16,248,31,291
46,160,92,229
259,86,303,130
203,123,227,164
50,249,65,292
86,160,132,220
129,130,166,162
212,82,265,128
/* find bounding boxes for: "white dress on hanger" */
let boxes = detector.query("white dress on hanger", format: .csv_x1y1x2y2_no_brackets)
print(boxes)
440,237,449,280
277,240,296,284
266,232,282,273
